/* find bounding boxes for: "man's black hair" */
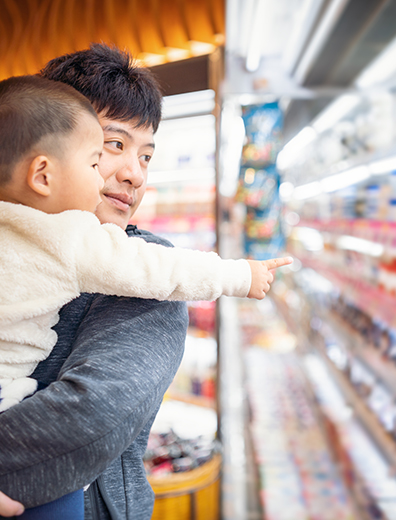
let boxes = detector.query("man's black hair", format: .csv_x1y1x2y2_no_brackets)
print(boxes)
40,43,163,132
0,75,98,185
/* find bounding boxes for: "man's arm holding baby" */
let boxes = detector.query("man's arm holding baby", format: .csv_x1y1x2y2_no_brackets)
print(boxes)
0,491,24,517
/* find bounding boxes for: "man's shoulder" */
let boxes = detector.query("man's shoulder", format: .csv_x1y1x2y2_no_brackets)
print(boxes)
126,225,174,248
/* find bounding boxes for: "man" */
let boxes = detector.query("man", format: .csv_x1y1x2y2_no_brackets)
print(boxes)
0,492,23,518
0,44,189,519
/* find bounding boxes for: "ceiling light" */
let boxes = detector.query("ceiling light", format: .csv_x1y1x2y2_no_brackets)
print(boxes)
277,126,317,170
189,41,216,57
312,94,360,133
292,164,370,200
137,53,166,67
369,156,396,175
282,0,326,74
245,0,267,72
355,36,396,89
321,165,370,192
162,90,215,120
293,181,322,200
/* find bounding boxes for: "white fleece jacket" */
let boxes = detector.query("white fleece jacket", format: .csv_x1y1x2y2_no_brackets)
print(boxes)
0,201,251,410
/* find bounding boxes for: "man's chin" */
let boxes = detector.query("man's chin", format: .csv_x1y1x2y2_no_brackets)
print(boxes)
95,205,132,229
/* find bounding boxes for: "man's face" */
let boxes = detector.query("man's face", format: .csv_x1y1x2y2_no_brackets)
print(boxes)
95,115,155,229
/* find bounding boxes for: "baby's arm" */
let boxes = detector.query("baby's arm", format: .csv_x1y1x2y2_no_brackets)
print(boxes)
77,219,292,301
247,257,293,299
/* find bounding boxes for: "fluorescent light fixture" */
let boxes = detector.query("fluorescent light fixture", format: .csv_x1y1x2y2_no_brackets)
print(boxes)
277,126,317,170
189,41,216,56
321,165,370,192
245,0,267,72
355,36,396,89
312,94,360,133
282,0,326,74
292,165,370,199
336,235,384,257
369,156,396,175
162,90,215,120
284,126,317,151
293,181,322,200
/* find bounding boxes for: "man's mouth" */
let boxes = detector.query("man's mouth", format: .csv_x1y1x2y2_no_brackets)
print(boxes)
103,193,134,211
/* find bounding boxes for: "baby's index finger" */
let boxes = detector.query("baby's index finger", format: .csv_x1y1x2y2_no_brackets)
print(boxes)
264,256,293,270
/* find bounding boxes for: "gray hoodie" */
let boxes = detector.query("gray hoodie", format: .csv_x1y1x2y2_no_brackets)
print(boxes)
0,227,189,519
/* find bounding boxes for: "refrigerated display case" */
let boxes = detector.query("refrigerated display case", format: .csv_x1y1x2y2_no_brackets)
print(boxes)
273,87,396,519
134,91,223,518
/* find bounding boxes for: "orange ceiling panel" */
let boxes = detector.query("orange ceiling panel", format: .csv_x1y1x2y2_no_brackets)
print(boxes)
0,0,225,79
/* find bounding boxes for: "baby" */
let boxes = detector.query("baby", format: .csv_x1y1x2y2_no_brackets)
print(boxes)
0,75,292,412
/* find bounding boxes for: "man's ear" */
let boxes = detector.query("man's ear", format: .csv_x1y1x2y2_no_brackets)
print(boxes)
26,155,53,197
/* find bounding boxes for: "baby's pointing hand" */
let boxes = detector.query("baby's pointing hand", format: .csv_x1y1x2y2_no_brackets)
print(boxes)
247,257,293,300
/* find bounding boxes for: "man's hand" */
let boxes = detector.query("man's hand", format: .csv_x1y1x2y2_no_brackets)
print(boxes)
0,491,24,517
247,257,293,299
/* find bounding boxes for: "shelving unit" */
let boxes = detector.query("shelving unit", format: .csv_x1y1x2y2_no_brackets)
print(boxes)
273,286,396,519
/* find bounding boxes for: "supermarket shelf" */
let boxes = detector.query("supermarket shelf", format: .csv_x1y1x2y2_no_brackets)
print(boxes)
275,292,396,472
315,341,396,470
297,256,396,329
298,218,396,246
245,297,362,520
324,312,396,398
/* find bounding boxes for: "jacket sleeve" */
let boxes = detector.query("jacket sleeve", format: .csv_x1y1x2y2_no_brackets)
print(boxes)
0,295,188,508
75,221,251,301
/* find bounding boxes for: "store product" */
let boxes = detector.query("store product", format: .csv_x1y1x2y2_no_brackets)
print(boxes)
236,102,285,260
168,332,217,403
144,430,219,476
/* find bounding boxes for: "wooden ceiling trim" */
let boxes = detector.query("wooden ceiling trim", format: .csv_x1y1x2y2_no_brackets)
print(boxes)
133,0,166,55
19,0,40,75
3,0,24,76
183,0,217,44
103,0,120,48
208,0,225,39
48,0,67,60
30,0,52,73
113,0,140,57
68,0,88,53
177,0,193,42
125,0,144,55
159,0,191,52
0,0,225,80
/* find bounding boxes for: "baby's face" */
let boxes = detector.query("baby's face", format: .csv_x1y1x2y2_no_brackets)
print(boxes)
51,112,104,213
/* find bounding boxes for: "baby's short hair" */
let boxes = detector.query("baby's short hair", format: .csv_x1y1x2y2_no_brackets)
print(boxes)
0,75,98,185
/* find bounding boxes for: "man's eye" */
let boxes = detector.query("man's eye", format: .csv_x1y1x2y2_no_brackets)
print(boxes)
106,140,123,150
142,155,152,163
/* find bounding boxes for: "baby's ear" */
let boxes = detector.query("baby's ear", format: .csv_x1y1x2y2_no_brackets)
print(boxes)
26,155,52,197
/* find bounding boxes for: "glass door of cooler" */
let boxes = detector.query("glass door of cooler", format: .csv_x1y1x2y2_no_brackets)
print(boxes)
134,90,222,483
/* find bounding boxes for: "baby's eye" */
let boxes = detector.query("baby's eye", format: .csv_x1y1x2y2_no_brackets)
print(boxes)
92,163,99,170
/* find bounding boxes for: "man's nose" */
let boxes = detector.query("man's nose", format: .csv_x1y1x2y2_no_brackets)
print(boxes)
116,158,144,188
